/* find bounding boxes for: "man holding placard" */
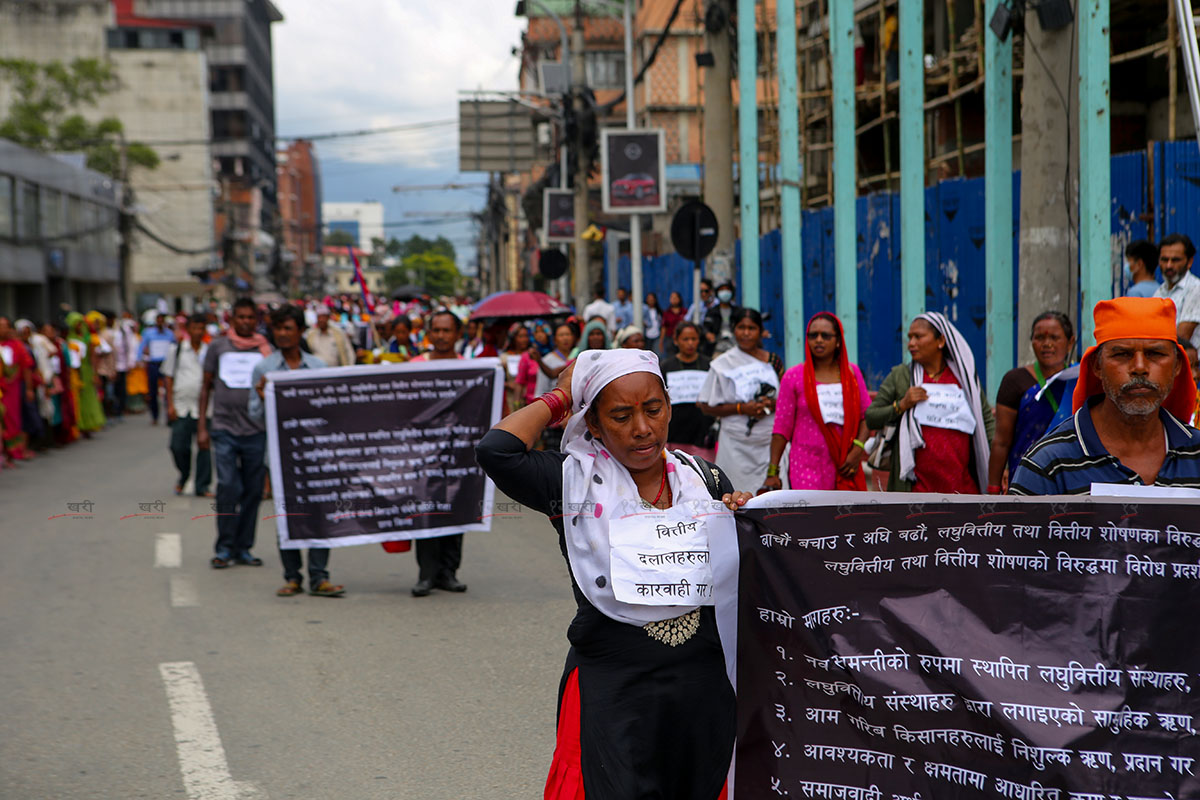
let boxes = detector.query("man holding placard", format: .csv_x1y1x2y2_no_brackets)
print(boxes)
198,298,274,570
1010,297,1200,495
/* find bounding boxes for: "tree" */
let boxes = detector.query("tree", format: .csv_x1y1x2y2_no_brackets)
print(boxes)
397,234,455,263
368,236,386,267
0,58,159,178
385,251,460,297
324,229,355,247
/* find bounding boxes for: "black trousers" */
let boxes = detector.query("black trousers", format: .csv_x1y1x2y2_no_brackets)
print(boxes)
415,534,463,583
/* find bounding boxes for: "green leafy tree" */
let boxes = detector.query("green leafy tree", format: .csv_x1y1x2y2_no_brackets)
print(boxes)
324,229,355,247
397,234,455,263
368,236,386,266
385,251,460,296
0,58,159,177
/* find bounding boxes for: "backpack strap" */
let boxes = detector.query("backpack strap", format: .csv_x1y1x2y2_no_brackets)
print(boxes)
672,449,722,500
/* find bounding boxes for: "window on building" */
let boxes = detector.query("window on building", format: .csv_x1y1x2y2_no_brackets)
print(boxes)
20,182,39,241
67,195,82,242
585,51,625,89
0,175,12,239
41,189,62,239
213,110,248,140
210,66,246,93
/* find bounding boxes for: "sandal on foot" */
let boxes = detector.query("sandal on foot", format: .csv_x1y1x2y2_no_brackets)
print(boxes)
211,556,231,569
276,581,303,597
309,580,345,597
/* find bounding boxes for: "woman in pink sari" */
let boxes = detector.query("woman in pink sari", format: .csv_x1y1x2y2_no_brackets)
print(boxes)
0,316,35,461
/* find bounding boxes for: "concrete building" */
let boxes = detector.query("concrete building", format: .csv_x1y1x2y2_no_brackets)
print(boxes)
0,140,121,321
322,246,384,298
132,0,284,291
108,0,218,306
277,140,323,297
322,201,385,253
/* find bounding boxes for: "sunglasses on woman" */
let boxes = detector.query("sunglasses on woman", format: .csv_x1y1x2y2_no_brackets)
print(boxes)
807,331,837,341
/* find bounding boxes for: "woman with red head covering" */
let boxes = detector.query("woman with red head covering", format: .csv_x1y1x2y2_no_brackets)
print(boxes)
762,312,871,491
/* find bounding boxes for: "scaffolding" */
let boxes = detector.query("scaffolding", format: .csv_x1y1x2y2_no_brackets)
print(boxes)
751,0,1189,224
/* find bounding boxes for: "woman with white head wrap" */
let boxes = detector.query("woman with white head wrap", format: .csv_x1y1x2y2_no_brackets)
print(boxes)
476,349,752,800
864,311,995,492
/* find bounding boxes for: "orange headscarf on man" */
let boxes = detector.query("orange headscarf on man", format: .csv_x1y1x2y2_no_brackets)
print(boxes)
1071,297,1196,421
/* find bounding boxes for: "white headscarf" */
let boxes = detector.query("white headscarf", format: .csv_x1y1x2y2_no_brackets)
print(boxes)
897,311,990,490
562,349,721,625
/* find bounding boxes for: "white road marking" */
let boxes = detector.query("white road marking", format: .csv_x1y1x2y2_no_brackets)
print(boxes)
159,661,267,800
170,575,199,608
156,533,182,568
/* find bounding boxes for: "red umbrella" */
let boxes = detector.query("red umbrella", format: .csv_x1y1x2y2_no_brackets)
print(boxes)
469,290,574,320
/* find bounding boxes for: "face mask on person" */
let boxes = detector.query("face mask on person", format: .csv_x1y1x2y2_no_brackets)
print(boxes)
1122,260,1133,283
717,289,733,304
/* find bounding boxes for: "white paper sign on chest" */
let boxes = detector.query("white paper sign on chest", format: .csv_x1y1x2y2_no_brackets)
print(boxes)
218,351,264,390
609,509,715,606
667,370,708,404
913,383,976,435
816,383,845,426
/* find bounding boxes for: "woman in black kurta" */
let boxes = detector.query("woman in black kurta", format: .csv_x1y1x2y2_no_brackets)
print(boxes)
475,349,751,800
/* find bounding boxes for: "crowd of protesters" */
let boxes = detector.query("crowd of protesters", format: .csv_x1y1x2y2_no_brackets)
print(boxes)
4,231,1199,593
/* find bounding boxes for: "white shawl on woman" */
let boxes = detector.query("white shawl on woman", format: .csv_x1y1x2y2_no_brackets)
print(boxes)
896,312,990,491
561,349,723,625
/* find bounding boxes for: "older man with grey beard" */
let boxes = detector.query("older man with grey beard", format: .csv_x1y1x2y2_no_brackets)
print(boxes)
1010,297,1200,495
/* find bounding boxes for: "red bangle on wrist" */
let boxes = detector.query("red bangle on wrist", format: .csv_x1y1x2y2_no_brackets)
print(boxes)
987,485,1003,495
538,388,570,425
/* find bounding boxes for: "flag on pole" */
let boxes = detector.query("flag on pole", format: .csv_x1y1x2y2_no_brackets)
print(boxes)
349,246,375,350
349,246,374,309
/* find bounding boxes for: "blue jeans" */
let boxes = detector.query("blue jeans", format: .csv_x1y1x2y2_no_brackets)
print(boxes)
279,547,330,586
211,429,266,559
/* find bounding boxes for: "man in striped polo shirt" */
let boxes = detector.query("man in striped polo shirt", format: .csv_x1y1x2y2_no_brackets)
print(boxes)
1010,297,1200,495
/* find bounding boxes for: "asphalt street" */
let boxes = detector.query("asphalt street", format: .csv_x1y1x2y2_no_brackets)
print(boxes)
0,416,576,799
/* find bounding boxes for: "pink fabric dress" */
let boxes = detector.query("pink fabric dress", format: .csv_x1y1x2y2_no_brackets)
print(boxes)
772,362,870,490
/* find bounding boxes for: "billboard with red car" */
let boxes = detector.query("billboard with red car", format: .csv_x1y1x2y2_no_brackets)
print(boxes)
601,129,666,214
542,188,575,244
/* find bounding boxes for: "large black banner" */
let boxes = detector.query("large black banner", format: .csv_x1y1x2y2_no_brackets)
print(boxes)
730,493,1200,800
264,360,503,548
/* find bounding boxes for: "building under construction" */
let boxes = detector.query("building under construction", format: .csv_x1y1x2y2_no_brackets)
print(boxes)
747,0,1188,225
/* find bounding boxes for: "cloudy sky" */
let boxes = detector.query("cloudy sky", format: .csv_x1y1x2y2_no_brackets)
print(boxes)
272,1,527,271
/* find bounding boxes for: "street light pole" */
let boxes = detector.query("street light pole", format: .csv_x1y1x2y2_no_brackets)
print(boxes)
624,0,643,331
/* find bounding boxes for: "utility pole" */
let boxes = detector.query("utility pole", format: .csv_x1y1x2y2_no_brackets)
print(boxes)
117,137,135,313
624,0,644,330
1017,14,1077,350
571,2,591,312
702,0,735,285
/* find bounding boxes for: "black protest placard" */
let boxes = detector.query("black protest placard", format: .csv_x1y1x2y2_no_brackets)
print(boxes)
264,360,503,548
731,494,1200,800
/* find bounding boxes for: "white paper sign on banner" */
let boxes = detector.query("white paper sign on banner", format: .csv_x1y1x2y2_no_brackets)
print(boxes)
914,383,976,435
726,361,779,403
815,383,844,425
148,338,171,360
667,370,708,404
218,351,264,389
610,509,714,606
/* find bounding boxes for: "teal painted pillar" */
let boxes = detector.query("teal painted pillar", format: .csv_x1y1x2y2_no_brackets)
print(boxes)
984,1,1013,395
900,0,925,357
830,0,857,358
779,0,804,364
1079,0,1111,346
738,0,760,312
